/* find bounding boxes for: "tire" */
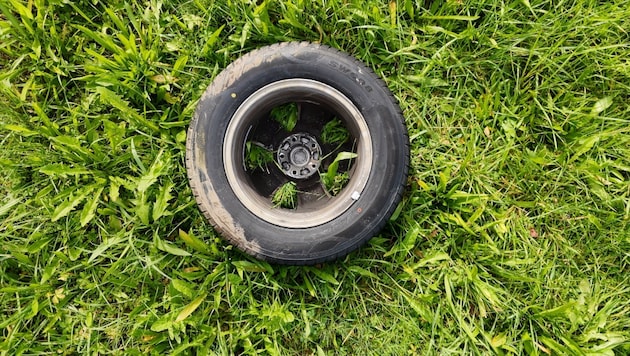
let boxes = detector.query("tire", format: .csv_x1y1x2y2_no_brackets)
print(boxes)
186,42,408,265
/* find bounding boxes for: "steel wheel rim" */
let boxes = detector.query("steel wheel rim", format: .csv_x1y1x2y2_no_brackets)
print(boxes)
223,79,373,228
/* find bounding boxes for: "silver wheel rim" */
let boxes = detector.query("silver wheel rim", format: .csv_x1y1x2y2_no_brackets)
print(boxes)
223,79,373,228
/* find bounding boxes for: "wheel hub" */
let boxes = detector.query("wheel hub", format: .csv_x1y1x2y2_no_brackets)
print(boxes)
277,133,321,179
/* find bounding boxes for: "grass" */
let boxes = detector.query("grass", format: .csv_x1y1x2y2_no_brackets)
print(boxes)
320,118,349,145
245,141,274,172
1,0,629,354
321,151,356,196
271,103,299,132
272,181,298,209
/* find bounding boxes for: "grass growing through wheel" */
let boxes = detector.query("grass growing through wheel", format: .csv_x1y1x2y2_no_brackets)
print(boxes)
321,118,349,145
321,152,357,196
320,118,353,195
272,181,298,209
271,103,298,132
1,0,629,354
245,141,274,172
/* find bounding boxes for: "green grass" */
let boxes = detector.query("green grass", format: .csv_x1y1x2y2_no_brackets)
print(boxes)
1,0,629,354
321,118,349,145
272,181,298,209
271,103,299,132
321,151,356,196
245,141,274,172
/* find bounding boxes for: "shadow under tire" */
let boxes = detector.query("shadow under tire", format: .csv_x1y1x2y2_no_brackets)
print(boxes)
186,42,409,265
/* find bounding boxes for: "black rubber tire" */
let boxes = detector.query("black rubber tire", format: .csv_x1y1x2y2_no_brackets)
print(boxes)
186,42,409,265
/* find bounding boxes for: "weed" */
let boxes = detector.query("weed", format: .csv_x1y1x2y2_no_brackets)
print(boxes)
271,103,298,132
321,118,349,145
245,141,274,172
272,181,297,209
321,152,357,196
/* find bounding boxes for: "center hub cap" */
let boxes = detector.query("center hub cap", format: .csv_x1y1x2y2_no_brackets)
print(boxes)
277,133,321,179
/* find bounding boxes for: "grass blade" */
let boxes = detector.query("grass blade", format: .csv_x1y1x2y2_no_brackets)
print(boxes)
175,294,207,322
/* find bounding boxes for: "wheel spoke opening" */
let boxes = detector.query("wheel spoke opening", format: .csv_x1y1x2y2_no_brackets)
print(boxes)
246,101,358,208
223,79,373,228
